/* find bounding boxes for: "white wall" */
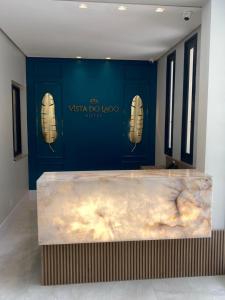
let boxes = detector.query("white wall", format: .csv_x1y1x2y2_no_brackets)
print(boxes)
196,1,211,172
0,30,28,225
198,0,225,229
155,28,201,167
156,0,225,229
155,56,166,166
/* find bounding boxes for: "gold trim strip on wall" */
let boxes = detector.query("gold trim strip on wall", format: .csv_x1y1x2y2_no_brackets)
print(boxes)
41,230,225,285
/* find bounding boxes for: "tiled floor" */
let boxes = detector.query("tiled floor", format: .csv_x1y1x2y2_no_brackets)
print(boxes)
0,194,225,300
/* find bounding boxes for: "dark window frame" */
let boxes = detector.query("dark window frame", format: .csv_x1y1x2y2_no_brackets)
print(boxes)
181,34,198,165
12,84,22,158
164,51,176,156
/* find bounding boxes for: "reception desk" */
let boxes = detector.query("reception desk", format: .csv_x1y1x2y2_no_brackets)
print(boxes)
37,170,217,285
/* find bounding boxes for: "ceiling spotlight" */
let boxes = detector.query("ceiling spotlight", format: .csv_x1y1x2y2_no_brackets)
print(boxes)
118,5,127,11
79,3,88,9
155,7,165,13
106,57,111,60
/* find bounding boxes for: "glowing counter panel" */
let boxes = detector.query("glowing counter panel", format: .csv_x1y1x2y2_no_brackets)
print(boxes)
37,170,212,245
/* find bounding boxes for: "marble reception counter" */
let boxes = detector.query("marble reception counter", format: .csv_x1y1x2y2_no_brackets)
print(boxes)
37,170,212,245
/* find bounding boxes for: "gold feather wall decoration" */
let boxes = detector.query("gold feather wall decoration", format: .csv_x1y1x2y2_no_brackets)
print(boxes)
129,95,144,149
41,93,57,152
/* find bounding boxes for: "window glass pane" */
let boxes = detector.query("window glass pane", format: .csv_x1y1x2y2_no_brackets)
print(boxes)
12,85,22,158
12,89,18,154
165,51,176,157
181,33,197,165
168,60,174,149
186,47,194,154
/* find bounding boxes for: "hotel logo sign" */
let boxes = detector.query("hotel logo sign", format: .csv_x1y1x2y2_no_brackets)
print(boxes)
68,99,120,118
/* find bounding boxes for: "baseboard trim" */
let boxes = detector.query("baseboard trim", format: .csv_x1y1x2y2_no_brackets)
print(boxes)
41,230,225,285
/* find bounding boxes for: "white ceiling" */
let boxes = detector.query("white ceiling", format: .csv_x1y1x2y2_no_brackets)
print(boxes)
59,0,207,7
0,0,202,60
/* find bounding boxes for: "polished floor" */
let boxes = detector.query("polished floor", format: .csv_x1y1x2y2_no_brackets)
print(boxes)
0,194,225,300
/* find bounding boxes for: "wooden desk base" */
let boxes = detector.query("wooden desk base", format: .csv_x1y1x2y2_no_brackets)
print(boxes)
41,230,225,285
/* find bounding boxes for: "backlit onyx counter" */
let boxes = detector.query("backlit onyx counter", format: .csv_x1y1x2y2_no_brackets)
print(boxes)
37,170,213,285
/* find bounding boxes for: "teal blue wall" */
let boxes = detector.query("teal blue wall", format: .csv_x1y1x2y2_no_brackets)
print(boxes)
27,58,157,189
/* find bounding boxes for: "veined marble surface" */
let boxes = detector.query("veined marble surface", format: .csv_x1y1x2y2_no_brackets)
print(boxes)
1,194,224,300
37,170,212,245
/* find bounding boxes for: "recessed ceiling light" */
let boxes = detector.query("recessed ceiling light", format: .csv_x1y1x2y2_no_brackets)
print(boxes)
106,57,111,60
76,56,82,59
79,3,88,9
155,7,165,13
118,5,127,11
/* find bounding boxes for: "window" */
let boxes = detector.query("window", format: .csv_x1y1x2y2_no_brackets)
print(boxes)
181,34,198,165
165,51,176,156
12,84,22,158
